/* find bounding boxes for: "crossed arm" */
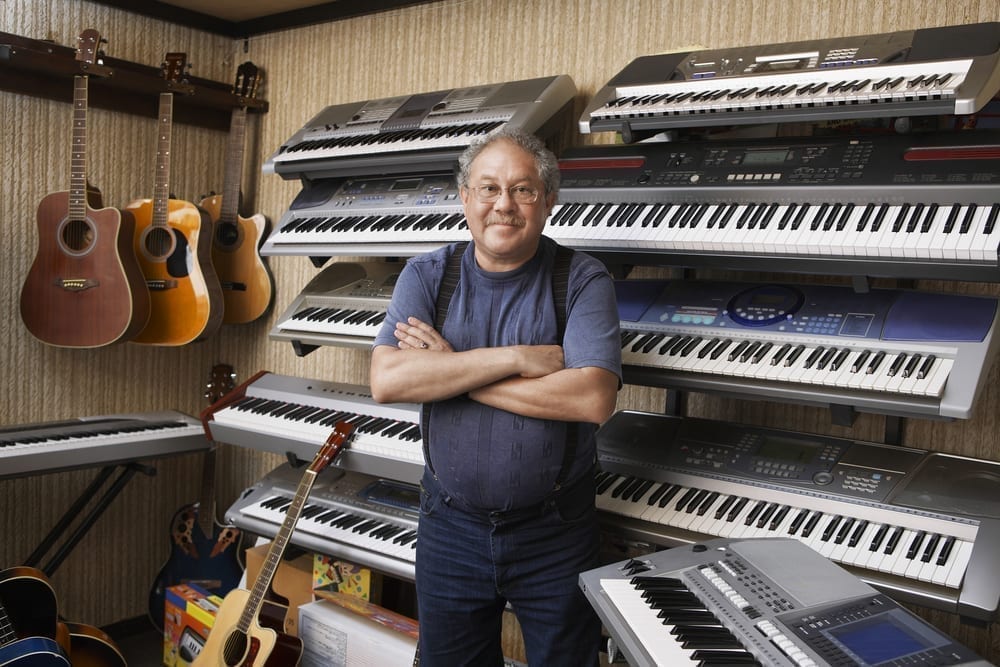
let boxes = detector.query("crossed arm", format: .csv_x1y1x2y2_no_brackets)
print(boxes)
369,317,619,425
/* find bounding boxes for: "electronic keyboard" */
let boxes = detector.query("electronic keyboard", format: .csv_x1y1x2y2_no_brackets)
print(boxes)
264,74,576,179
581,537,990,666
269,261,404,355
0,411,207,478
550,130,1000,282
616,278,1000,420
204,372,423,485
581,22,1000,137
594,410,1000,622
260,172,466,257
226,465,419,582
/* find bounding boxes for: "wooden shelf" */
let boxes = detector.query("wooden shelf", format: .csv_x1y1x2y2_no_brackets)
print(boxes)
0,31,268,131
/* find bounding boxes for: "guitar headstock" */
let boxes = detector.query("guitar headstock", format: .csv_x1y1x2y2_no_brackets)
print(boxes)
161,52,194,94
310,421,356,474
233,60,262,102
75,29,103,66
205,363,236,406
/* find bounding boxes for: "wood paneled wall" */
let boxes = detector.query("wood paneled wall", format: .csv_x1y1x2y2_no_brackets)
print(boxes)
2,0,998,659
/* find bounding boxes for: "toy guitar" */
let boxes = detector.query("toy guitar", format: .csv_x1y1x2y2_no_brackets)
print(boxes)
192,421,357,667
19,28,150,348
200,61,274,325
125,52,223,345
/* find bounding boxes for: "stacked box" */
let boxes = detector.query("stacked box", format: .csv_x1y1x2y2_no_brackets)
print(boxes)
162,583,222,666
313,553,380,602
298,594,418,667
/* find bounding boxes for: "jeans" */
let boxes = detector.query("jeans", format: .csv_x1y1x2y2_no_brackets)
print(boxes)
415,469,601,667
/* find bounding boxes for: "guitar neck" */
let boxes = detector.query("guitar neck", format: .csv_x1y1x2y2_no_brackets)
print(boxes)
69,75,90,221
219,106,248,225
196,445,218,537
237,466,322,632
232,421,353,634
0,599,15,646
152,92,174,228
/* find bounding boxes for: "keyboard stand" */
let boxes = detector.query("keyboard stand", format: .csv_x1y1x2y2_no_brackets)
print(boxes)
24,461,157,576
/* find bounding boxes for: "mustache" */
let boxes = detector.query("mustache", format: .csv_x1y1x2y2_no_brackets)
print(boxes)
485,214,526,227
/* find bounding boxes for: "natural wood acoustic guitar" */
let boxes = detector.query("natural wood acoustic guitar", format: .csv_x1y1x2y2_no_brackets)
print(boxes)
200,61,274,325
19,28,150,348
192,421,357,667
126,53,223,346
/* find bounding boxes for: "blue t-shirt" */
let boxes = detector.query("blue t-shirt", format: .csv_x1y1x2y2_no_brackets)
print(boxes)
373,236,622,511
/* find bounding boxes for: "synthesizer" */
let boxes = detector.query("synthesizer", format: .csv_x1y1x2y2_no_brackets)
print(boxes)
260,171,466,257
226,465,419,582
581,22,1000,137
0,411,207,478
204,372,423,485
264,74,576,179
270,261,404,355
593,410,1000,622
580,537,989,666
549,130,1000,281
616,278,1000,420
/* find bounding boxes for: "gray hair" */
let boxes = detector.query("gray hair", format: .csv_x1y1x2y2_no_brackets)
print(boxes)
456,126,560,197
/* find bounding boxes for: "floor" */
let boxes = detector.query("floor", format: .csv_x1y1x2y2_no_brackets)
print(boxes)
106,617,163,667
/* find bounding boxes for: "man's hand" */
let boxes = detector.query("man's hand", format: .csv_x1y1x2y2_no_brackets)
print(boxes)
394,317,453,352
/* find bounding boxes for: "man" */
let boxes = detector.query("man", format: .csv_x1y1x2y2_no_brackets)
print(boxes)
370,127,621,666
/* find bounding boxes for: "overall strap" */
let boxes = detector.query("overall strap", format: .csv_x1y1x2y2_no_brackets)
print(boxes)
421,242,468,473
551,243,576,490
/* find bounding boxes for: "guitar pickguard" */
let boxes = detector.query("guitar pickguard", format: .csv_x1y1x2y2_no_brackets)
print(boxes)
166,227,191,278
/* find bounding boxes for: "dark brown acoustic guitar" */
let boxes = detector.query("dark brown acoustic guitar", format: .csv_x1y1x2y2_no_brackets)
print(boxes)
200,61,274,325
126,52,223,346
19,28,151,348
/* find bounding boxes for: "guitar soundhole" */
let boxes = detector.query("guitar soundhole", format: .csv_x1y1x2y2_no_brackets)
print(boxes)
60,218,95,254
222,631,249,665
215,221,241,250
143,226,176,261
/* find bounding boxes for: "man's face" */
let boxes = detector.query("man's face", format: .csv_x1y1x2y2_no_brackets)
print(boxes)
459,139,556,272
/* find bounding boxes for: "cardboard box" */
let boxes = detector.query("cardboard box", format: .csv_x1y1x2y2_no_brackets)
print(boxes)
298,595,418,667
245,543,315,637
162,583,222,666
313,553,380,603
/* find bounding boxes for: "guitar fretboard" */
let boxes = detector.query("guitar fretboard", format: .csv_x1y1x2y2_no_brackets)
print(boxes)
152,92,174,228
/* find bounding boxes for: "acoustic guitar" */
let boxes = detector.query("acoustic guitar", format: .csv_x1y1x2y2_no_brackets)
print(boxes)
192,421,357,667
200,61,274,325
0,566,70,666
147,363,244,632
126,53,223,346
63,622,126,667
19,28,150,348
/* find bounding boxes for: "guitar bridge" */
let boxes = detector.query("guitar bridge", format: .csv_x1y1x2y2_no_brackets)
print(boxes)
55,277,99,291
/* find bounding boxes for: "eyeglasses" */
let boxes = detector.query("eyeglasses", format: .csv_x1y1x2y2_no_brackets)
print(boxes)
468,184,540,204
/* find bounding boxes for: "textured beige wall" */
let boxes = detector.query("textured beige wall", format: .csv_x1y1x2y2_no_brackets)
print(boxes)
2,0,999,658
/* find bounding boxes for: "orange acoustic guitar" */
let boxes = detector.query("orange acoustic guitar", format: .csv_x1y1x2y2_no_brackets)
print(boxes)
192,421,357,667
126,53,223,346
200,61,274,325
19,28,150,348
